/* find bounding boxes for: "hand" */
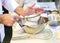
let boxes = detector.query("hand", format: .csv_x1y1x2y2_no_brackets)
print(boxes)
1,14,20,26
25,4,44,15
26,4,36,14
35,8,44,13
21,4,36,17
21,4,44,17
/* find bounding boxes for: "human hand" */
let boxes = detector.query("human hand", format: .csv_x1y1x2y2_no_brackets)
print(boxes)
21,4,36,17
25,4,45,15
35,8,44,13
1,14,20,26
21,4,44,17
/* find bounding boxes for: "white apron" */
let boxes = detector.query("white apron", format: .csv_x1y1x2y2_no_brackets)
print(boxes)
0,0,5,42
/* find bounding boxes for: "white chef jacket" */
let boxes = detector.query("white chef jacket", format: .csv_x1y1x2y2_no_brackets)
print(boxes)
0,0,19,42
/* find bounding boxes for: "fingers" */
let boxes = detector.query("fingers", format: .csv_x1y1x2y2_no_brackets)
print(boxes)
1,14,21,26
28,3,36,8
24,4,36,16
13,15,21,22
35,8,44,13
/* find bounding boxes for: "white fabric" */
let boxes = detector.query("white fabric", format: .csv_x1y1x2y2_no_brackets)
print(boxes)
2,0,19,12
0,0,3,14
23,0,37,8
0,0,5,42
0,24,5,42
0,0,19,42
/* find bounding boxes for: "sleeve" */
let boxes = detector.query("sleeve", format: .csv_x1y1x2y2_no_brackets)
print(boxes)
2,0,19,12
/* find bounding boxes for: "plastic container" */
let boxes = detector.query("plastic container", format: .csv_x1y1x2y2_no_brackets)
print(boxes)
55,26,60,39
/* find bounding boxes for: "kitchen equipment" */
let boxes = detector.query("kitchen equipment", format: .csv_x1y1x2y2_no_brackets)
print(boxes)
19,13,41,26
23,22,45,34
21,13,46,34
47,10,60,26
55,27,60,39
48,10,59,20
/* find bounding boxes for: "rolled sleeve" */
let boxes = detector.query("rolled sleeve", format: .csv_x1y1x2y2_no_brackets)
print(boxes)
2,0,19,12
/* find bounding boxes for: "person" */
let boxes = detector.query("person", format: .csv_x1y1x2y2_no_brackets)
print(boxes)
0,0,36,43
15,0,48,35
2,6,12,43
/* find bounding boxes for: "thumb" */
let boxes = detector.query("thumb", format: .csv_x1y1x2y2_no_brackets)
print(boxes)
13,15,21,21
28,3,36,8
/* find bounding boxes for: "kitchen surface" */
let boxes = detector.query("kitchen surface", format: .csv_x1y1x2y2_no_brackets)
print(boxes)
10,22,60,43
